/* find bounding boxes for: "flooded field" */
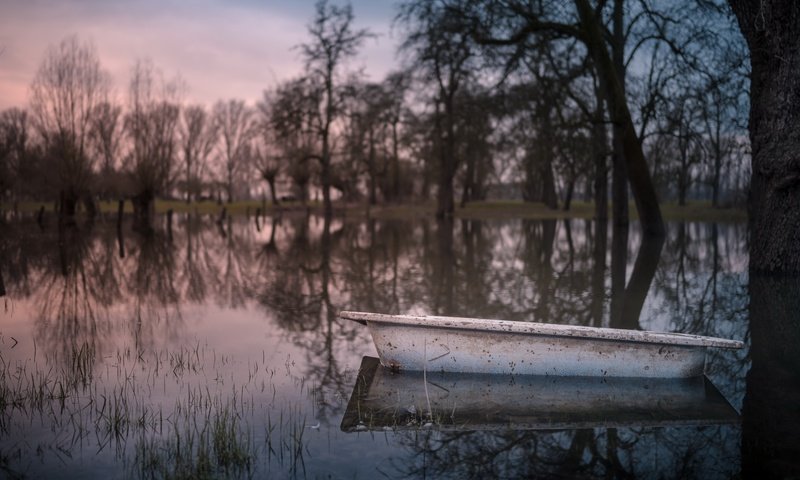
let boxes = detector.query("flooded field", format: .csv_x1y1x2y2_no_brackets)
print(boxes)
0,213,760,478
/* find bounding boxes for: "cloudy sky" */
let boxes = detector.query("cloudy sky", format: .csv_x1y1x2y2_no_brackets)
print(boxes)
0,0,400,110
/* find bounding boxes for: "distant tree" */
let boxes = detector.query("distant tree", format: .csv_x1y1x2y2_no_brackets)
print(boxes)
382,71,410,202
397,0,475,218
89,100,123,199
123,60,181,227
0,108,34,201
212,99,255,203
263,77,322,204
457,85,494,207
180,105,218,203
251,106,282,207
299,0,373,216
29,35,110,218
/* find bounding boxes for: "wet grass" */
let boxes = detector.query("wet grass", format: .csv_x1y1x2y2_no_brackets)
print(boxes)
0,338,318,479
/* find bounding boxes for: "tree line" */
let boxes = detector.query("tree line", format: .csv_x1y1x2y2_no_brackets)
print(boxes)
0,0,749,230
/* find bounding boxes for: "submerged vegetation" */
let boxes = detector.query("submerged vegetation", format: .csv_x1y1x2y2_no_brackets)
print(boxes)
0,336,316,479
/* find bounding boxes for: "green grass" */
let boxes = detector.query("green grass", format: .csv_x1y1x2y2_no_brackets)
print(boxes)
1,198,746,222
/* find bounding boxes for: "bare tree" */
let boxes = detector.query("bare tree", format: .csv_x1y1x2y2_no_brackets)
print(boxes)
89,100,123,199
397,0,475,218
29,35,110,217
123,60,182,227
300,0,373,217
180,105,217,203
264,77,322,204
212,99,255,203
0,108,33,201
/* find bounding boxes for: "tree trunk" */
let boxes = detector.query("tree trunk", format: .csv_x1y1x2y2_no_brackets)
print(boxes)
83,193,97,219
266,176,280,206
132,190,154,229
392,120,400,202
610,0,629,227
436,98,457,219
563,177,575,211
542,160,558,209
59,189,78,220
575,0,664,237
368,128,377,206
729,1,800,272
743,274,800,478
593,86,609,220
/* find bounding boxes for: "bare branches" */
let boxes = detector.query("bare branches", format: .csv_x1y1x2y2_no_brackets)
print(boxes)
29,35,110,214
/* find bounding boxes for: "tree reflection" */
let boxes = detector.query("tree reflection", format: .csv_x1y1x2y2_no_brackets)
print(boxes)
34,222,112,381
386,425,738,479
1,215,753,476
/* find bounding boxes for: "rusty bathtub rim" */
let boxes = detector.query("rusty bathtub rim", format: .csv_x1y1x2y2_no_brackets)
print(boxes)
338,311,744,350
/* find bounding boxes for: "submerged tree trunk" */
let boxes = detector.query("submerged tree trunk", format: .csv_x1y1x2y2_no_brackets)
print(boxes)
729,1,800,272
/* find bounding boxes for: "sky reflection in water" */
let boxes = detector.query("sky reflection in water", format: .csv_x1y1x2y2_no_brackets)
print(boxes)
0,214,751,478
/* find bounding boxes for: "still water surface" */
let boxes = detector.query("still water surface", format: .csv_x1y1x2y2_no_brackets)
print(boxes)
0,214,759,478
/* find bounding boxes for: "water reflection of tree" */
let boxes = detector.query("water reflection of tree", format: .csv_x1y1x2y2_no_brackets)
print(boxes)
254,214,364,424
126,228,183,350
34,223,113,377
388,425,738,479
650,222,749,401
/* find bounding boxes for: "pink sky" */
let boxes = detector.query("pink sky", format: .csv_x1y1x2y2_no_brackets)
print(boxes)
0,0,397,110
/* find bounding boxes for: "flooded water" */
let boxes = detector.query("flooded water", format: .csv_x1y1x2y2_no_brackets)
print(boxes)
0,212,787,478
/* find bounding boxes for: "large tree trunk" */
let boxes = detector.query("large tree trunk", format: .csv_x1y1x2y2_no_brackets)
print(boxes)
575,0,664,237
729,1,800,272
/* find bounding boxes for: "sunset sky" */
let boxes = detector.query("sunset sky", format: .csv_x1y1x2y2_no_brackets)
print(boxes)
0,0,398,110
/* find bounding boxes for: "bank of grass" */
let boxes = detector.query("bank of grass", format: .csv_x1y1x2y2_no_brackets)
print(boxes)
2,198,746,223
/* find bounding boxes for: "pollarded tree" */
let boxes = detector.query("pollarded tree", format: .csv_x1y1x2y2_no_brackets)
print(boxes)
29,35,110,217
123,60,182,226
299,0,373,217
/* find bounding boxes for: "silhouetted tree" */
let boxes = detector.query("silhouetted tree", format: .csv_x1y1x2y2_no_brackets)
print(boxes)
398,0,475,218
29,35,110,218
299,0,373,217
180,104,217,203
212,99,255,203
123,60,181,227
89,101,124,199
